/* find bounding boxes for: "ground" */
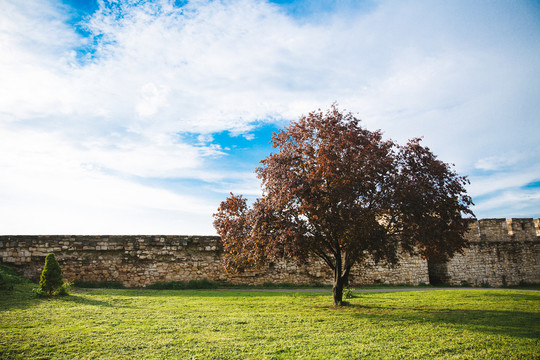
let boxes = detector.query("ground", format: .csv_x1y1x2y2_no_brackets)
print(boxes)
1,285,539,359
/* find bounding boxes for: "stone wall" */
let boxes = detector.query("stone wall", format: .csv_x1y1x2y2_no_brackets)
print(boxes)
0,218,538,287
440,218,540,286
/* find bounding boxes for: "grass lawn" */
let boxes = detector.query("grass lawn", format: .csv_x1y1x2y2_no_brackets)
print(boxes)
1,285,539,359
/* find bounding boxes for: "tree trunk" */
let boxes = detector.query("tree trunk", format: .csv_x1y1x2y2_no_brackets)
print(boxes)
343,271,350,287
332,274,346,306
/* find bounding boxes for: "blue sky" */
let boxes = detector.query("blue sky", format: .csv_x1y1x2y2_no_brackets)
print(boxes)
1,0,539,235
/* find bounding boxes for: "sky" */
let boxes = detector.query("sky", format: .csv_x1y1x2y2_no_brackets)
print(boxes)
1,0,539,235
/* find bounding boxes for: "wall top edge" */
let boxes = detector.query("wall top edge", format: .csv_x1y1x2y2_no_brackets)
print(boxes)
477,218,537,221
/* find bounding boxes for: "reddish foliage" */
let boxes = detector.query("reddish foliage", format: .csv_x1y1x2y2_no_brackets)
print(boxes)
213,105,474,305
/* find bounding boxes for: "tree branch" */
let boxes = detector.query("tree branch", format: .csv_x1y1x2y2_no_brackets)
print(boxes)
311,248,335,271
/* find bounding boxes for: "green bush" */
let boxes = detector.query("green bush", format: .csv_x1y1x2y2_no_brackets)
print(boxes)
38,253,65,296
0,262,19,277
32,287,46,297
147,278,219,290
146,281,186,290
73,281,125,289
261,281,329,289
0,262,29,290
187,278,218,289
55,282,71,296
343,288,356,299
0,272,14,291
262,282,300,289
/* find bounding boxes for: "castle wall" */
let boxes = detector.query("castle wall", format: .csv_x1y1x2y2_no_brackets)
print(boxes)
0,218,538,287
0,235,427,287
442,218,540,286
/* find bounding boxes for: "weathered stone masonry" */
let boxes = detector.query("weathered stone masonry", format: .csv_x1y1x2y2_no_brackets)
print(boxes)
1,218,538,287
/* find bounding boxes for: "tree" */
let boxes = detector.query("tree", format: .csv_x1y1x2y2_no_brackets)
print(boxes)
39,253,64,296
214,105,474,305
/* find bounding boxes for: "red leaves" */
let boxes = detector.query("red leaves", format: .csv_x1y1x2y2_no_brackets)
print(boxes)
214,104,474,276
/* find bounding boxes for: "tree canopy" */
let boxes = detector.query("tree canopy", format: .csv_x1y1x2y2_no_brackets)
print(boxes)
214,105,474,305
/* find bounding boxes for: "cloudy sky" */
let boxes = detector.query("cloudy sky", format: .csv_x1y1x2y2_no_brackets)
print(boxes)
1,0,539,235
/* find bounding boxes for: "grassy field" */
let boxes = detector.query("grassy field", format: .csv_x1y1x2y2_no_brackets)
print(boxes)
1,285,539,359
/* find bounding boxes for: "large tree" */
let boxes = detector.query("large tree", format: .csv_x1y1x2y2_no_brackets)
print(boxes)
214,105,474,305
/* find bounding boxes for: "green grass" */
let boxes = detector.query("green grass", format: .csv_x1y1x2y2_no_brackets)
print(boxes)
1,285,539,359
0,263,30,291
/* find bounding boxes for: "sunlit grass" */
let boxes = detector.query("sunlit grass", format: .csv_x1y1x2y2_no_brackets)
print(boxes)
1,285,538,359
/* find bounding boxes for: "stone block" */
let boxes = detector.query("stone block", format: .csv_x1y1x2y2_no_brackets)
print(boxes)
478,218,510,242
507,218,537,241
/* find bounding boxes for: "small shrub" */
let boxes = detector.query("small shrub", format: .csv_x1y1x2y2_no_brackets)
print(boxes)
480,280,492,288
32,287,46,297
515,281,540,289
262,282,299,289
0,272,14,291
147,279,219,290
343,288,356,299
147,281,187,290
0,262,29,290
0,262,19,277
187,278,218,289
38,253,65,296
73,281,125,289
55,282,72,296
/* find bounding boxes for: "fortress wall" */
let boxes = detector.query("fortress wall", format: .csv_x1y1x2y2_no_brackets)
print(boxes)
0,218,538,287
0,235,426,287
443,218,540,286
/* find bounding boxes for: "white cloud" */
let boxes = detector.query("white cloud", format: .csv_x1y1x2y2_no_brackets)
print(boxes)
136,83,170,117
467,168,540,197
0,0,539,234
0,126,217,234
471,189,540,219
475,154,524,172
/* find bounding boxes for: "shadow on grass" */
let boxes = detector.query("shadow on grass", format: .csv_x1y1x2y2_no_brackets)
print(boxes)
2,286,538,342
478,291,540,301
0,285,137,312
0,284,40,312
339,297,540,340
56,293,136,309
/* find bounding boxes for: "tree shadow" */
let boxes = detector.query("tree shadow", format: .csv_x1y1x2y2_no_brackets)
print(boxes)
0,286,137,312
0,285,42,312
479,291,540,302
55,293,135,308
342,293,539,340
3,286,538,342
